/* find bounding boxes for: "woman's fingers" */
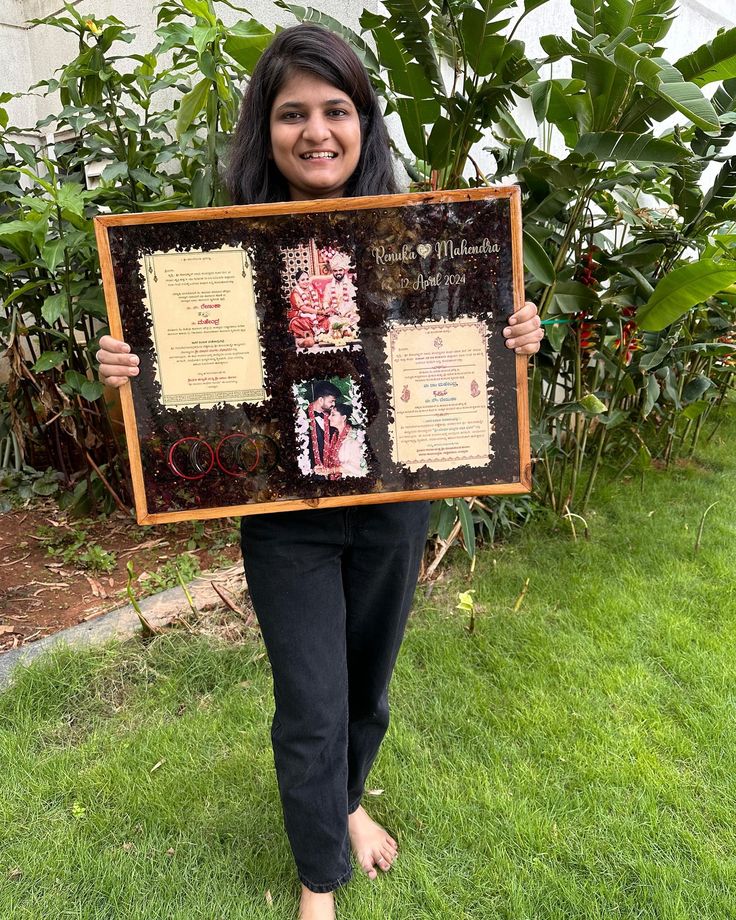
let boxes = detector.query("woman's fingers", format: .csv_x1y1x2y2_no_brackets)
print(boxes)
98,354,139,374
512,338,544,355
508,301,539,326
97,334,140,387
100,374,134,388
504,300,543,355
99,334,131,353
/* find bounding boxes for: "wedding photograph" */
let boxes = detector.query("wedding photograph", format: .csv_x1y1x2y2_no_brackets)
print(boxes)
281,243,361,353
293,377,368,479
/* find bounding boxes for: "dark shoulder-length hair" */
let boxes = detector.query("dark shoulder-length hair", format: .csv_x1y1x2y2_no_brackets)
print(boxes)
225,24,398,204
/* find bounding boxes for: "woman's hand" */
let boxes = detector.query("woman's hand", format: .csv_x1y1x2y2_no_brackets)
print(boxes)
504,301,543,356
97,334,140,388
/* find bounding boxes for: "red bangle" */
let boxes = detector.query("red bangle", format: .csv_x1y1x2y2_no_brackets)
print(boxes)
168,438,214,480
216,434,260,478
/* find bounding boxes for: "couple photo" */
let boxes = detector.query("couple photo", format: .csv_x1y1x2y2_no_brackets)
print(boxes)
294,378,368,479
283,245,360,353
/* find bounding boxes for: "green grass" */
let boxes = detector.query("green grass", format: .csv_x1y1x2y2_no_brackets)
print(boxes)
1,410,735,919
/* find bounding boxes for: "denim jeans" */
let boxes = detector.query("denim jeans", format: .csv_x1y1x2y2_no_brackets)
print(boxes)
240,500,430,892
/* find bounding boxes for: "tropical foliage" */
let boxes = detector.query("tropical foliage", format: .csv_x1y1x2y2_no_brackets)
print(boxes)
286,0,736,524
1,0,734,547
0,0,268,512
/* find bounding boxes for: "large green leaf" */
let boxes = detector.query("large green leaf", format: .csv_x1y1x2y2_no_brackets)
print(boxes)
675,27,736,87
523,230,555,284
541,33,629,133
637,259,736,331
613,44,721,131
456,498,476,559
56,182,86,217
181,0,215,24
611,44,720,132
570,0,599,39
176,77,210,137
670,158,704,222
700,156,736,220
0,219,35,260
81,380,105,402
431,12,460,72
371,24,438,157
32,351,66,373
41,292,67,325
460,15,506,77
626,0,677,45
574,130,687,163
41,239,66,274
572,0,676,44
642,373,659,417
275,4,378,74
372,0,444,93
222,20,273,73
536,79,593,145
550,280,600,314
426,117,453,169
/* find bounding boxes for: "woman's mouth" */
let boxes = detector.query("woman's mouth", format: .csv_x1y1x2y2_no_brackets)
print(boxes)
300,151,337,160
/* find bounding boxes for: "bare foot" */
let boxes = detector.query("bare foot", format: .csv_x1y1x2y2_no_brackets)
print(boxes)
348,805,398,880
299,886,335,920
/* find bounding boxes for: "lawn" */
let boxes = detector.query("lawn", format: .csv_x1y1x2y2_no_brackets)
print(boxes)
1,409,735,919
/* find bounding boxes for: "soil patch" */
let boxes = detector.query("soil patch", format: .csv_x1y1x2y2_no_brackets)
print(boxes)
0,502,241,654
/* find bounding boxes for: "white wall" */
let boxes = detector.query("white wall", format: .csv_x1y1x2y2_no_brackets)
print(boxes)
1,0,734,152
2,0,376,130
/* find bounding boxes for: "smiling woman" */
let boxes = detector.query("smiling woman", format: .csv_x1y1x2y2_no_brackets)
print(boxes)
269,73,362,200
225,26,399,204
96,23,543,920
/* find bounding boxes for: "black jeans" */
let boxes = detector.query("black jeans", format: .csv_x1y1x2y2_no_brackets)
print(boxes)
240,500,430,893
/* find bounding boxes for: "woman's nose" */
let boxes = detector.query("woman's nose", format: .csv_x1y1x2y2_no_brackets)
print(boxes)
302,114,330,142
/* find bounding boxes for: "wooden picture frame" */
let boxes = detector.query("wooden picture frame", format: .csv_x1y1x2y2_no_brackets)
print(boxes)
95,186,530,525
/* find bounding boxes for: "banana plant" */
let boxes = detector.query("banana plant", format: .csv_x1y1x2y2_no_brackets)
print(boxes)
486,0,736,509
277,0,548,188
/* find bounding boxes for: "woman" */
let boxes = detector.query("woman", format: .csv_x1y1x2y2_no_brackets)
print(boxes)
97,25,544,920
313,403,367,478
288,268,327,348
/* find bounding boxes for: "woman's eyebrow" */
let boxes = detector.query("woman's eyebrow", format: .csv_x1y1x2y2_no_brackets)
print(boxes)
275,98,352,111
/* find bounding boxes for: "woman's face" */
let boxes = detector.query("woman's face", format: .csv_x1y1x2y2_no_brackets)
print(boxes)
297,272,310,288
329,407,346,429
269,71,362,201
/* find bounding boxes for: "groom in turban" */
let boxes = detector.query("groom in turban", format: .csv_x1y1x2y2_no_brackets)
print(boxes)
322,253,358,332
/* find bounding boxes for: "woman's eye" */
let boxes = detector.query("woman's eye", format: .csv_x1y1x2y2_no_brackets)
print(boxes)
328,109,348,117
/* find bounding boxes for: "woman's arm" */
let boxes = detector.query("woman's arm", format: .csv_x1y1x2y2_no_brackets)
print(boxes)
504,302,543,355
97,334,140,388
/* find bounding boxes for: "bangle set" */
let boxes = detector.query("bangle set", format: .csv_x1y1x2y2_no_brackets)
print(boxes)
167,433,278,481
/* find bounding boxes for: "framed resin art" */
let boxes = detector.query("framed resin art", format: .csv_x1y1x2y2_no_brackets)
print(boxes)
95,187,531,524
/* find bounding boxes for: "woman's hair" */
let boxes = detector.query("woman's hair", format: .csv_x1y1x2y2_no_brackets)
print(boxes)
294,268,309,282
332,402,353,422
226,24,398,204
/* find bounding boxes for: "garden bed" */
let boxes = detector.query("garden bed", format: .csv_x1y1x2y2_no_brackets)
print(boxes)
0,505,241,653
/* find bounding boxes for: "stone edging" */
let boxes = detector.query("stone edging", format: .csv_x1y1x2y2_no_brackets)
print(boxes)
0,576,230,692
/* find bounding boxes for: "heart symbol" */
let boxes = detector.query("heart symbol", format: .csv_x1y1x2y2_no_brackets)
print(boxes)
416,243,432,259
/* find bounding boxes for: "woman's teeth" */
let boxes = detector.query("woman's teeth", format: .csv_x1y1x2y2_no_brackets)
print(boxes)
301,152,337,159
